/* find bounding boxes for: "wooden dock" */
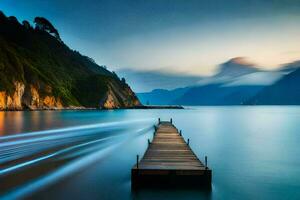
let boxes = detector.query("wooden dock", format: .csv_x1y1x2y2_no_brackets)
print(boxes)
131,119,212,189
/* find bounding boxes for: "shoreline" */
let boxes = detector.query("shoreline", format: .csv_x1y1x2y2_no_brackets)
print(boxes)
0,105,184,112
129,105,184,109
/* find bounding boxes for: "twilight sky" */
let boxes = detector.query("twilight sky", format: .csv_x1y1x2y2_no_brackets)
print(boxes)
1,0,300,75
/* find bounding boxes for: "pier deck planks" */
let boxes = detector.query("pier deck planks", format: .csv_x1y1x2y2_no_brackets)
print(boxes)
131,120,212,188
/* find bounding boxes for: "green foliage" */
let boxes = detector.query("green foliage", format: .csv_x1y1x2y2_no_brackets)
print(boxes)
22,20,32,29
72,75,109,107
0,12,135,107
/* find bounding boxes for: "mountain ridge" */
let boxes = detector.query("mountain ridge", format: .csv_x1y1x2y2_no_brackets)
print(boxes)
247,64,300,105
215,57,260,79
0,11,141,110
137,57,300,105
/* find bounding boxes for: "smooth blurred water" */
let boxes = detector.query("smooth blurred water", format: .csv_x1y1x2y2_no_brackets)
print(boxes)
1,107,300,200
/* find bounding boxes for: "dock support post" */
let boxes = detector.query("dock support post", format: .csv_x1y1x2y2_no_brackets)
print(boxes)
179,130,182,136
170,118,173,124
136,155,139,169
205,156,208,169
158,118,161,124
187,138,190,146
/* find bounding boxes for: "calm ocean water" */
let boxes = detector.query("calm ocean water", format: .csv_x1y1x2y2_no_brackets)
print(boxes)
1,107,300,200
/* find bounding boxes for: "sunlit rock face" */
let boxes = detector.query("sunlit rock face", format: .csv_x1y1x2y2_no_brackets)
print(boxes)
0,82,65,110
12,82,25,110
0,91,7,110
0,82,25,110
42,96,63,109
0,80,141,110
29,85,40,108
101,83,141,109
103,88,120,109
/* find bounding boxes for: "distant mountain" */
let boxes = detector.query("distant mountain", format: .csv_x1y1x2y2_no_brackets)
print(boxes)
138,57,300,106
192,57,263,86
137,88,189,105
173,84,264,105
0,12,140,110
247,63,300,105
277,60,300,73
117,68,202,92
215,57,260,79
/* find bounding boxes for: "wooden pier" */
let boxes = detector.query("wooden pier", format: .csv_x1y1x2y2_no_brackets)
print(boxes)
131,118,212,189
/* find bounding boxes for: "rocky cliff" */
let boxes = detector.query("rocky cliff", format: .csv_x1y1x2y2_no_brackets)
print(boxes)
0,81,64,110
0,12,141,110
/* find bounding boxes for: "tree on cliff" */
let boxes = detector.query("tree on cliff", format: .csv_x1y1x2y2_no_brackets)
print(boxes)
22,20,32,29
8,16,19,24
34,17,61,41
121,77,126,84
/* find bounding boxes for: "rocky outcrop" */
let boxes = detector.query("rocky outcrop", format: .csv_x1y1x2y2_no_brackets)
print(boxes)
0,81,65,110
29,85,40,108
101,83,141,109
0,82,24,110
102,87,120,109
0,80,141,110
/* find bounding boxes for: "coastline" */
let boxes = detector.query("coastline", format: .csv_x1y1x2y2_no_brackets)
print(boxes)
0,105,184,112
129,105,184,109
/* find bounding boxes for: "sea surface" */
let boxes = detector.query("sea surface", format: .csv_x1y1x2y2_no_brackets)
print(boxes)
1,106,300,200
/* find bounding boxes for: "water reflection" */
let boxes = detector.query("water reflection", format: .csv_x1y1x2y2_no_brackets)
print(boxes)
30,111,41,131
0,117,154,199
1,107,300,200
0,112,4,136
0,111,24,135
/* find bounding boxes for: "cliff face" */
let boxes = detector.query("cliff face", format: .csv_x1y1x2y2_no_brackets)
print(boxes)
0,82,24,110
101,82,141,109
22,83,64,110
0,12,141,110
0,81,66,110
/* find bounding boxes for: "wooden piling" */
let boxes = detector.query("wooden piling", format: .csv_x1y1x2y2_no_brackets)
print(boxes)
205,156,208,169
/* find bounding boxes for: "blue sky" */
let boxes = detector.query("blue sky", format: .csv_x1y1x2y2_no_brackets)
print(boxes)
1,0,300,75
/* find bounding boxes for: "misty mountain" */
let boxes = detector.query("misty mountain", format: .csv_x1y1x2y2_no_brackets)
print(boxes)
247,62,300,105
215,57,260,78
137,57,299,105
173,84,264,105
138,88,189,105
277,60,300,73
185,57,270,88
117,68,202,92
